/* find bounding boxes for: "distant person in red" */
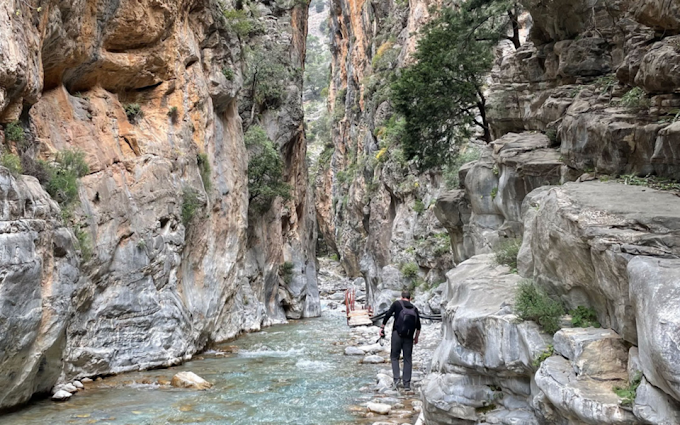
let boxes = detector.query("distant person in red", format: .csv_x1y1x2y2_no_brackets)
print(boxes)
379,290,421,391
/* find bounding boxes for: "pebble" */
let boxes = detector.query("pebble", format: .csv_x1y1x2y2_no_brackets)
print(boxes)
367,402,391,415
52,390,72,401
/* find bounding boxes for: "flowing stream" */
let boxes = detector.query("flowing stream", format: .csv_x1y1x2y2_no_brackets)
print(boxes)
2,305,383,425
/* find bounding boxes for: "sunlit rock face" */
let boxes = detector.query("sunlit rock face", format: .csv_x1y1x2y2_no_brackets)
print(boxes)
0,0,317,409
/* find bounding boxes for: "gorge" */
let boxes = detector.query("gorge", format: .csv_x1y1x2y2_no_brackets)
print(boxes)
1,0,680,424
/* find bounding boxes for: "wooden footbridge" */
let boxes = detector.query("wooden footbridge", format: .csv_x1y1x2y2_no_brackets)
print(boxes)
344,287,442,327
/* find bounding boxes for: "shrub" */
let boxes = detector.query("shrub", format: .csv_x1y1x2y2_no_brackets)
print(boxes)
532,344,554,368
491,187,498,200
181,187,200,226
621,87,649,109
168,106,179,123
74,226,93,262
329,253,339,262
1,153,23,176
613,372,642,407
280,261,294,284
45,149,89,208
224,9,257,37
413,199,425,214
514,280,565,335
443,144,481,189
494,238,522,272
4,121,25,143
124,103,143,123
21,156,52,183
197,152,212,192
570,306,600,328
400,262,419,279
222,68,235,81
245,126,291,212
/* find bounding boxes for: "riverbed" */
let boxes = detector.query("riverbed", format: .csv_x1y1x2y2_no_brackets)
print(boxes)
1,306,384,425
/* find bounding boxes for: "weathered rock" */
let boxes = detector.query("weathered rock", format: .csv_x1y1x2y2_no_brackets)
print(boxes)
72,381,84,390
535,356,637,424
51,390,72,402
345,346,365,356
170,372,212,390
521,182,680,344
553,328,628,380
0,170,79,410
362,355,386,364
634,377,680,425
629,257,680,403
367,402,391,415
62,383,78,393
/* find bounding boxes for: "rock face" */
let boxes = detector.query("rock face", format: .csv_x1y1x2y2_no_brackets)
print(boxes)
316,0,453,314
0,0,318,410
0,170,79,409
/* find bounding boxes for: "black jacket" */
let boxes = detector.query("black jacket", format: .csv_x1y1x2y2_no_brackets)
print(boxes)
382,299,421,330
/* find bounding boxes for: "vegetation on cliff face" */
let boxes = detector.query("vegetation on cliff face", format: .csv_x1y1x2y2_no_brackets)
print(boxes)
246,125,292,212
391,0,520,169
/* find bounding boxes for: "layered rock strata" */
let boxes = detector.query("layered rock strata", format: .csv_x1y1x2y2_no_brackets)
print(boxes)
0,0,317,409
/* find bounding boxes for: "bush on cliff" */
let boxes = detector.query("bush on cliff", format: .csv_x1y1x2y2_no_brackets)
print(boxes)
391,0,521,169
45,149,90,210
514,280,564,335
246,125,291,213
494,238,522,272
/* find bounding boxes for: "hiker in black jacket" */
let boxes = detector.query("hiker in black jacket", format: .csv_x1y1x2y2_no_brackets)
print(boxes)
379,290,421,391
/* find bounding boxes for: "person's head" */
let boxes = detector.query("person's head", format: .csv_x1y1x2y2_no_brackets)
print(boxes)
401,290,411,300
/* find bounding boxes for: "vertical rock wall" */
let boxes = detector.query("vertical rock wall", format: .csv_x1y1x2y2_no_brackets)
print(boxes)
318,0,453,313
0,0,317,409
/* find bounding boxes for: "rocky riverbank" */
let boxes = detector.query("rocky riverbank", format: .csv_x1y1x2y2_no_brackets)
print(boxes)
318,257,442,424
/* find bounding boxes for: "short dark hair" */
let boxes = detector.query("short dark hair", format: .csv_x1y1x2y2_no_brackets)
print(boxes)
401,290,411,300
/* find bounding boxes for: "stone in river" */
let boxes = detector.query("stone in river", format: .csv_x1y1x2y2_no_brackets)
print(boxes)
345,346,365,356
52,390,72,401
362,355,385,364
62,383,78,393
73,381,84,389
170,371,212,390
367,402,392,414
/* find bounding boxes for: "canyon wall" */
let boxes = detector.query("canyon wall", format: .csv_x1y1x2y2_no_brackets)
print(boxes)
0,0,317,409
422,0,680,424
318,0,453,314
320,0,680,423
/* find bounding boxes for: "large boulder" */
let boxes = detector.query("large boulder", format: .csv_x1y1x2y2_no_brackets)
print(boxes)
629,257,680,403
520,181,680,344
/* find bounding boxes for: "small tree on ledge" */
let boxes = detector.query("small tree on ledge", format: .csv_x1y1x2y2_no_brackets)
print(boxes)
391,0,520,169
246,125,292,213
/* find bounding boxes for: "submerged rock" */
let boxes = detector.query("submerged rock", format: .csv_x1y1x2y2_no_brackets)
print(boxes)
170,372,212,390
367,402,391,415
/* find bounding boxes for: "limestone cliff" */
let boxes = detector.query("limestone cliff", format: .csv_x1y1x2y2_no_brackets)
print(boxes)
0,0,317,409
317,0,453,314
422,1,680,424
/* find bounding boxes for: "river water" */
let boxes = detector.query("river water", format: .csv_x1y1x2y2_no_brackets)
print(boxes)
2,305,383,425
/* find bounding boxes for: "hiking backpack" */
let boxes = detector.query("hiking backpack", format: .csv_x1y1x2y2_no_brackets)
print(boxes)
395,300,418,338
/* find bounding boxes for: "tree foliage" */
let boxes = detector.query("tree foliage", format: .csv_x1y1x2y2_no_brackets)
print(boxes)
391,0,518,169
246,126,291,212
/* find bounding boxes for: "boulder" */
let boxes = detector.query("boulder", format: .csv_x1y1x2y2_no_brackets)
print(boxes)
553,328,628,380
367,402,391,415
62,383,78,393
535,356,637,424
51,390,72,402
72,381,84,389
629,257,680,403
362,355,386,364
345,346,365,356
634,377,680,425
521,182,680,344
170,372,212,390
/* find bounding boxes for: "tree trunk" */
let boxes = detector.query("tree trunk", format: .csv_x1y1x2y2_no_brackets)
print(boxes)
507,5,521,49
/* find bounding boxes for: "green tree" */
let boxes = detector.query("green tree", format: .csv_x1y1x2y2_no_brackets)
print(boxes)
391,0,519,169
246,126,292,212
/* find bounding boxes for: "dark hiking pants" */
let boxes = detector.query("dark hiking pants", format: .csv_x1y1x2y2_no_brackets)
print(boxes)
390,330,414,388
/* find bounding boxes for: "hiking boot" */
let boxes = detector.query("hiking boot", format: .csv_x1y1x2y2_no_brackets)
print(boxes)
403,383,411,392
392,380,401,390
